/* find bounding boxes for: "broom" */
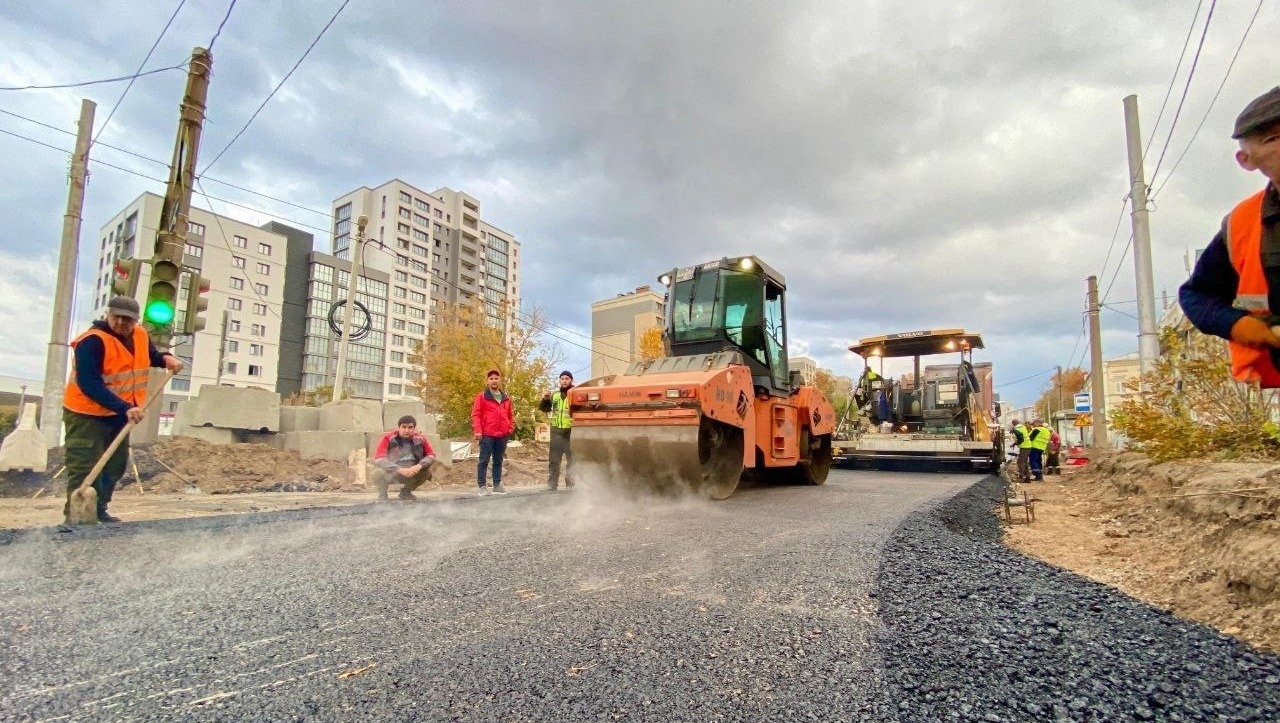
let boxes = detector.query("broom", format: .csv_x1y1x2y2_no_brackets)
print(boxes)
67,371,173,525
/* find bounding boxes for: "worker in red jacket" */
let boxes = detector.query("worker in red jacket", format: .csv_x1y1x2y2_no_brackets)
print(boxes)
471,368,515,495
372,414,436,501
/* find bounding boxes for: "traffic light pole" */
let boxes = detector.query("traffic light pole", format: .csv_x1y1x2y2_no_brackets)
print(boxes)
331,215,368,402
148,47,212,348
40,99,96,449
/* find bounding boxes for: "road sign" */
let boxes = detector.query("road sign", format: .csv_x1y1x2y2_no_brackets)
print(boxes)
1074,392,1091,413
1074,413,1092,427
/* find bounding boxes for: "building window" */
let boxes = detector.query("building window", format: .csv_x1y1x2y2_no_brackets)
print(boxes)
188,221,206,236
248,364,261,377
390,351,404,362
258,242,272,255
395,270,407,282
229,319,241,332
393,302,406,314
184,243,203,258
388,383,402,395
226,340,240,353
226,361,238,374
228,298,242,311
398,222,411,234
233,235,248,249
251,323,266,337
253,303,267,315
392,319,406,330
256,262,270,275
255,283,268,295
171,378,191,392
392,334,404,347
409,291,425,304
250,343,263,356
398,207,411,220
399,191,411,203
232,256,245,268
393,287,407,299
231,277,245,290
407,322,424,335
389,367,403,379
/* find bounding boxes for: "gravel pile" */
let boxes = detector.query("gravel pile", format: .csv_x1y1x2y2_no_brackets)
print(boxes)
872,476,1280,722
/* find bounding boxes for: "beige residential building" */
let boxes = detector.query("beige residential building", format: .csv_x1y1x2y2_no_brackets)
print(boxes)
590,286,666,379
94,193,298,415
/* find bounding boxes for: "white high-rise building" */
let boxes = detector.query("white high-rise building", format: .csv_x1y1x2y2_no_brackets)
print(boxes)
311,180,522,400
93,192,306,415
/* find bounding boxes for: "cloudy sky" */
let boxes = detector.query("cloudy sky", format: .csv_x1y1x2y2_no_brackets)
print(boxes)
1,0,1274,407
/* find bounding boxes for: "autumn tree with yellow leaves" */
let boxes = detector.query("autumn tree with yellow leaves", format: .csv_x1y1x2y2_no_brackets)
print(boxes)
638,326,665,361
414,300,560,439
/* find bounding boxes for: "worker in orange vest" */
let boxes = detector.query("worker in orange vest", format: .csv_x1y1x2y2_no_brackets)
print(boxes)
1180,87,1280,385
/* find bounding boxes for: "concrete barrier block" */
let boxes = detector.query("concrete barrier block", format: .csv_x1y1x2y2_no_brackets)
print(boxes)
173,400,193,430
320,399,383,433
0,402,47,472
238,431,284,449
189,386,281,432
383,400,429,432
284,430,368,461
279,406,320,433
173,425,238,445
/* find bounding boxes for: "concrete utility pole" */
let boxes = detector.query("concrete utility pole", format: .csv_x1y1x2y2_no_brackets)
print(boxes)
332,215,369,402
1122,95,1160,375
1087,275,1110,449
40,99,96,449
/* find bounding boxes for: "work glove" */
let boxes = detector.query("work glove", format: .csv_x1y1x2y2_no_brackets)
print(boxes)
1229,315,1280,348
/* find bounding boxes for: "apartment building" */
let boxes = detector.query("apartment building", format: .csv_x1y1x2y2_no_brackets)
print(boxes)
789,356,819,385
316,180,521,400
94,193,305,414
590,286,666,379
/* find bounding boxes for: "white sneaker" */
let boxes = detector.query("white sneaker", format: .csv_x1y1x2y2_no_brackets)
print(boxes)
493,485,508,495
478,487,491,497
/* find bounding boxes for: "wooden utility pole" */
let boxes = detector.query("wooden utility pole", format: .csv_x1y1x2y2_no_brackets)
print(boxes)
1122,95,1160,375
40,99,96,449
1087,276,1110,448
332,215,369,401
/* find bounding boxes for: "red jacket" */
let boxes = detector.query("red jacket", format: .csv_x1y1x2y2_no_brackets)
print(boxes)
373,431,435,471
472,389,515,438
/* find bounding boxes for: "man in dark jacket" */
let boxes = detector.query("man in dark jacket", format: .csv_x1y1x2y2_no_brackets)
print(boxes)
62,296,183,524
471,369,515,495
372,415,436,501
539,370,575,490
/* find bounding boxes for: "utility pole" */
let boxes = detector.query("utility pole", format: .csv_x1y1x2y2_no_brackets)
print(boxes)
1087,275,1110,449
40,99,96,449
1056,364,1063,420
332,215,368,402
215,310,230,386
1123,95,1160,375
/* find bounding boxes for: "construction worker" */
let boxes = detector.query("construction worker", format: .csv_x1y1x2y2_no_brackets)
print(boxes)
62,296,183,524
539,370,575,491
1180,86,1280,384
1028,419,1050,481
472,368,515,495
1010,419,1032,482
371,415,436,501
1046,428,1062,475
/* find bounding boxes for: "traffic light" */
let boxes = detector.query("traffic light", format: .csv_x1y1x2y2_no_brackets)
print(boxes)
182,271,211,334
144,258,180,341
111,258,142,297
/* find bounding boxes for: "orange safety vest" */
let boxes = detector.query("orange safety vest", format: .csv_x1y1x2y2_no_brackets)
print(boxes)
63,325,152,416
1225,189,1280,386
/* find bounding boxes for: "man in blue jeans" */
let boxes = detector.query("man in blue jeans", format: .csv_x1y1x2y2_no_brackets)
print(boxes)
471,368,515,495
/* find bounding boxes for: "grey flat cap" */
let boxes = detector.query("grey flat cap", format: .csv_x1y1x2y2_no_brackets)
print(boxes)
106,295,140,319
1232,86,1280,139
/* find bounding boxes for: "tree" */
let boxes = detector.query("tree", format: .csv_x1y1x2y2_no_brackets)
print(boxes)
1109,326,1280,461
414,300,560,439
638,326,665,361
1034,367,1087,422
812,368,850,418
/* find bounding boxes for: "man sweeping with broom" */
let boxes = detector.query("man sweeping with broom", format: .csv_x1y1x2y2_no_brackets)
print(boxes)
61,296,183,525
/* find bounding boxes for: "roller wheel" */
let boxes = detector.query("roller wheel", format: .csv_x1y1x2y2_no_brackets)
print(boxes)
800,434,833,485
701,419,745,500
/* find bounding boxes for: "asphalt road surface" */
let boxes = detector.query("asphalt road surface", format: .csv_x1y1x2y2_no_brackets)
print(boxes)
1,468,975,722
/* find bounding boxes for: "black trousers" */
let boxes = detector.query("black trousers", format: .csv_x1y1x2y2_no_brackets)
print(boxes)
548,427,572,488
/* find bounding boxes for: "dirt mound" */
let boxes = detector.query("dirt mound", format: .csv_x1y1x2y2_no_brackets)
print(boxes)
0,436,554,497
1005,451,1280,653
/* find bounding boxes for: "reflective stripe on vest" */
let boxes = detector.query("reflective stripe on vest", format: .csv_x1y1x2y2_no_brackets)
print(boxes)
549,392,572,429
1014,424,1033,449
63,326,151,416
1224,190,1280,386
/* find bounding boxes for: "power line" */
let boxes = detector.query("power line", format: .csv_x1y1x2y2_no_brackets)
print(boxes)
200,0,351,175
1143,0,1205,159
1101,304,1139,320
0,106,332,219
995,367,1056,390
94,0,187,145
0,63,187,91
1101,233,1134,304
1152,0,1266,199
1148,0,1218,184
208,0,238,51
1095,196,1131,287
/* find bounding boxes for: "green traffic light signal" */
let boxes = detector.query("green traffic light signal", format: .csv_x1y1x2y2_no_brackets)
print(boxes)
144,299,176,324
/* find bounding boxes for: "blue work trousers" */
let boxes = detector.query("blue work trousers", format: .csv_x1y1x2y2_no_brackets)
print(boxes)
477,435,508,488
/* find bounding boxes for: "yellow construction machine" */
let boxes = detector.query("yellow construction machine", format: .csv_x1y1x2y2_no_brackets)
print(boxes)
569,256,836,499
